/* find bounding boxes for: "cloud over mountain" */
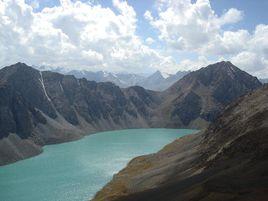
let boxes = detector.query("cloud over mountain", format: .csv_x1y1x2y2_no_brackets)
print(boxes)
0,0,177,73
0,0,267,77
145,0,268,77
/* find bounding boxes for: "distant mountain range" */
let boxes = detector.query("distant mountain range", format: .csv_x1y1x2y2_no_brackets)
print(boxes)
66,70,145,89
138,70,190,91
260,78,268,83
35,66,190,91
0,61,262,165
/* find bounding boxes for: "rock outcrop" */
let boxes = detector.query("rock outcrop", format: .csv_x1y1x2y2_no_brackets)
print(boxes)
93,85,268,201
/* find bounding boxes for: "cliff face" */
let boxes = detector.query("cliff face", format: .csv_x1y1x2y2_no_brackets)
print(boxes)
0,61,262,165
92,85,268,201
0,63,160,165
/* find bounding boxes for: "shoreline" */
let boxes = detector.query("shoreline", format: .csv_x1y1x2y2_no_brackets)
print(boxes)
0,128,199,167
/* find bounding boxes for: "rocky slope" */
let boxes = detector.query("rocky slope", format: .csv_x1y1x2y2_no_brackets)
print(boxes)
92,85,268,201
0,61,262,165
158,61,262,128
0,63,160,165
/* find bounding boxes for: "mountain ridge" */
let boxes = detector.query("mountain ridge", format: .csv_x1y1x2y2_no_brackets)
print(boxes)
34,65,190,91
0,61,262,165
92,84,268,201
158,61,262,128
0,63,160,165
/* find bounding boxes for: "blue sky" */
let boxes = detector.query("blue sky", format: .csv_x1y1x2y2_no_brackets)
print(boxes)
27,0,268,34
1,0,268,77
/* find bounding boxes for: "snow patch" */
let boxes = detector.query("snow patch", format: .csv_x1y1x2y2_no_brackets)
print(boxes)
59,82,64,92
160,71,172,79
39,71,51,102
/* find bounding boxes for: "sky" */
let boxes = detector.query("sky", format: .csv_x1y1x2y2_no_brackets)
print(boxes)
0,0,268,77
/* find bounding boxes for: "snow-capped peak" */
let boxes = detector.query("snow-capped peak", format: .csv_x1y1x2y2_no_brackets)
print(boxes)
154,70,172,79
160,71,172,79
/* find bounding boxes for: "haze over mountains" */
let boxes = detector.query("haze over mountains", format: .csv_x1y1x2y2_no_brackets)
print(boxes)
36,65,190,91
67,70,145,89
138,70,190,91
0,61,262,165
260,78,268,83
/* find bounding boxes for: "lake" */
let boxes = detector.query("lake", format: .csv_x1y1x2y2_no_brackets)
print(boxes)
0,128,197,201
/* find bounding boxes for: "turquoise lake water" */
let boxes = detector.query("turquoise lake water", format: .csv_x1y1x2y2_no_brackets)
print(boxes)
0,128,197,201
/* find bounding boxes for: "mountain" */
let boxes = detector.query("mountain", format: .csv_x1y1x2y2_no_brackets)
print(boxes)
67,69,190,91
67,70,145,88
260,78,268,83
35,65,189,91
138,70,190,91
34,65,67,74
157,61,262,128
0,63,160,165
92,85,268,201
0,61,262,165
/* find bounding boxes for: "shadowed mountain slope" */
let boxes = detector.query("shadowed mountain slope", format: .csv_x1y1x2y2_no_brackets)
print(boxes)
0,63,160,165
0,61,262,165
158,61,262,128
92,85,268,201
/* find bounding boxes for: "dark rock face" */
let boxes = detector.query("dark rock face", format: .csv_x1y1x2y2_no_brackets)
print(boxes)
0,63,159,165
0,63,57,119
171,91,201,125
0,61,262,165
160,61,262,128
124,86,160,117
93,85,268,201
0,84,46,140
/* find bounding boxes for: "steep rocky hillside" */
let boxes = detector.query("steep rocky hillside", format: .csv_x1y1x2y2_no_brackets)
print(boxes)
0,63,160,165
0,61,262,165
159,61,262,128
93,85,268,201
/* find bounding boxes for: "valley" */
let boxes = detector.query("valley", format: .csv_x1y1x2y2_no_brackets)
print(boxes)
0,61,261,165
93,84,268,201
1,1,267,201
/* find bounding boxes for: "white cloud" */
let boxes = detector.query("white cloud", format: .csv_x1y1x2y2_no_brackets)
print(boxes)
218,8,244,25
231,52,268,77
145,0,268,77
0,0,174,73
0,0,267,77
145,37,155,45
145,0,243,51
176,56,213,72
144,10,153,21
